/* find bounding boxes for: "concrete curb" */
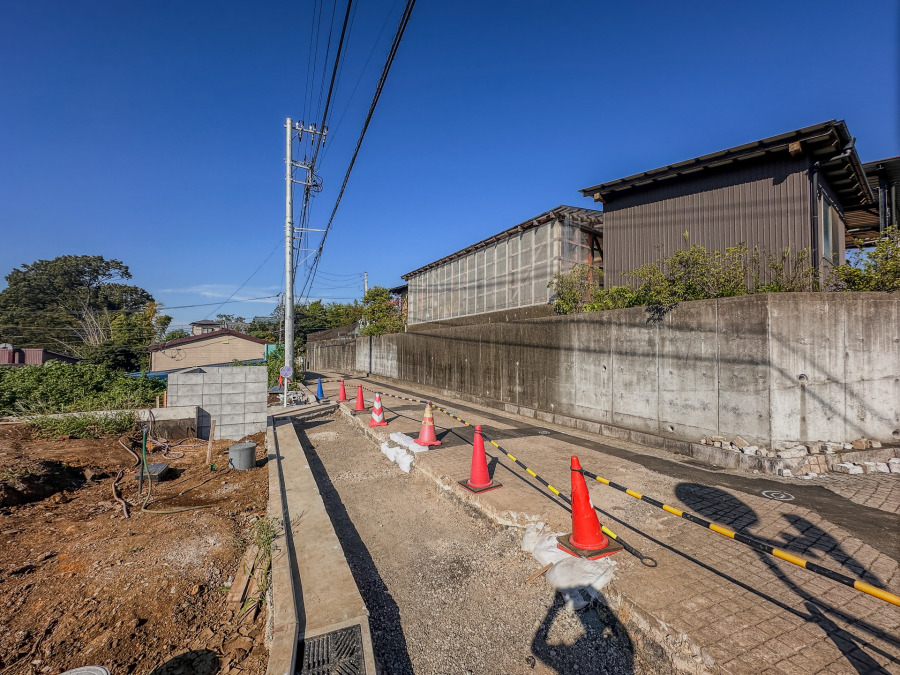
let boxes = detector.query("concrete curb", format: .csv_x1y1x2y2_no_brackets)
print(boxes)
266,410,377,675
265,416,300,675
336,401,720,675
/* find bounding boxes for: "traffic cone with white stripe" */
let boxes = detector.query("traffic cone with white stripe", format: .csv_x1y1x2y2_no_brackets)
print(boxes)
369,393,388,427
415,402,441,446
557,456,623,560
338,380,347,402
459,425,500,493
354,385,366,411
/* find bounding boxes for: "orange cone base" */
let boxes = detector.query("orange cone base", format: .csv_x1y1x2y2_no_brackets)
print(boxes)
369,419,388,427
556,534,623,560
415,438,441,446
458,479,502,494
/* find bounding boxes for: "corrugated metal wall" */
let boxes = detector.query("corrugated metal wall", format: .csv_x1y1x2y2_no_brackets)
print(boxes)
407,217,592,325
602,156,812,286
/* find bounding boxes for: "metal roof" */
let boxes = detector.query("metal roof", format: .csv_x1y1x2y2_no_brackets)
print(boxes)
401,205,603,280
845,156,900,242
580,120,874,211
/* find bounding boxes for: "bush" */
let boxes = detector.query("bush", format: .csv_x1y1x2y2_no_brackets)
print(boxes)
27,410,137,439
831,227,900,292
0,361,166,416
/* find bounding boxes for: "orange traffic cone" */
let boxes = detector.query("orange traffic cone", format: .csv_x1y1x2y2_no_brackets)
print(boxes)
338,380,347,402
354,385,366,411
557,456,623,560
369,393,388,427
415,402,441,446
459,425,501,493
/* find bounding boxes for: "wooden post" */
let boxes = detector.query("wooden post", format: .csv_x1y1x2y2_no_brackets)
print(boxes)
155,395,160,409
162,391,167,408
206,420,216,465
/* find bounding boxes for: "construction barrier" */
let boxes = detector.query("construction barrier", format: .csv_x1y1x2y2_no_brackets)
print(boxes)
578,467,900,608
326,377,900,603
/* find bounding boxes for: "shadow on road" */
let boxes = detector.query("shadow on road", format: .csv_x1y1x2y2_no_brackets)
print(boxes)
294,420,416,675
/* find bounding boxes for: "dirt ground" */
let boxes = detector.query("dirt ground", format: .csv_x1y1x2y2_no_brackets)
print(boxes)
0,422,270,675
294,413,651,675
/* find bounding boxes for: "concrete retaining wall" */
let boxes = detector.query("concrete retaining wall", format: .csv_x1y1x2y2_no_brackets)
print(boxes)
168,366,268,440
308,293,900,448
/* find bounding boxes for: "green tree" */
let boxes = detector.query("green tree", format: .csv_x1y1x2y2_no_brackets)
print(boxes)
548,265,602,314
831,227,900,292
163,328,189,341
360,286,405,336
0,255,154,355
325,301,363,328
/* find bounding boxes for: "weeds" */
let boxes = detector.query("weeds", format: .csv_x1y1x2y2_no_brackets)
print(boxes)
26,410,136,439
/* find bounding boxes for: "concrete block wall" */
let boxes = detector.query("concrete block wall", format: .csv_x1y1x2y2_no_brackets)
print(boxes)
168,366,268,440
309,293,900,449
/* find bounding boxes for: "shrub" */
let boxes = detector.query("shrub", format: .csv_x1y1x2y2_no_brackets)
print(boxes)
26,410,137,439
0,361,165,416
831,227,900,292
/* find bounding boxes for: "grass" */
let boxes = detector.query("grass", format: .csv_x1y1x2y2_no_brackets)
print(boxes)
26,410,137,439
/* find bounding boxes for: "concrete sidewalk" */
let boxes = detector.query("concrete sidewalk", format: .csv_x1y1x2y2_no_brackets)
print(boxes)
318,372,900,675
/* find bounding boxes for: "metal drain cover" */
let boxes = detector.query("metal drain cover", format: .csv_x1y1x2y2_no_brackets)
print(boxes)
299,624,364,674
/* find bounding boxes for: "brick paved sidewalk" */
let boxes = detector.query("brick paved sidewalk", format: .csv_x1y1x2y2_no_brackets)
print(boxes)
807,473,900,515
314,373,900,675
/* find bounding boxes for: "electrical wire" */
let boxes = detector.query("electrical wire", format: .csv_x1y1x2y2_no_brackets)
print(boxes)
299,0,417,302
200,240,282,321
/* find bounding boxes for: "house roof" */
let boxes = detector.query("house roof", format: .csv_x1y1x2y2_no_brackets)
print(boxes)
147,328,273,352
580,120,874,211
189,320,222,327
844,156,900,242
401,205,603,280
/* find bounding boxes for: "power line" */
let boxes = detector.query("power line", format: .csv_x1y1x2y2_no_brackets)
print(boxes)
300,0,417,301
201,240,282,321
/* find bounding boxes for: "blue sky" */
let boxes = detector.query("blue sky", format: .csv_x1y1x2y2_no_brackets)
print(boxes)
1,0,897,330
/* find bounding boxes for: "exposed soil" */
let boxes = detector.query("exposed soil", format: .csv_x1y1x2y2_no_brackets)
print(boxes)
0,423,270,675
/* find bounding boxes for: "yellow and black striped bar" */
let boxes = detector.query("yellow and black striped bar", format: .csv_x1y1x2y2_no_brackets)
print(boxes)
352,384,657,566
579,467,900,607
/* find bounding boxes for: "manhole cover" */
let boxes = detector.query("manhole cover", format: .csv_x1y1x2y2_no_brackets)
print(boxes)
538,430,551,435
299,624,364,674
761,490,795,501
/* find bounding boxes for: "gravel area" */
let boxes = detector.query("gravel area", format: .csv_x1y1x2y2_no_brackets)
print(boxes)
293,414,651,675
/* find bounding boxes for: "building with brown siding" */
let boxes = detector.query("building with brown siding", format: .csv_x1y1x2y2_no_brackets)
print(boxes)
579,120,875,286
147,329,272,371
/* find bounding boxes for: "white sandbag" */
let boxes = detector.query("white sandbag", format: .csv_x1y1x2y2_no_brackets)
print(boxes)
395,451,414,473
530,533,570,567
388,432,431,454
380,442,400,462
545,556,617,594
520,522,547,554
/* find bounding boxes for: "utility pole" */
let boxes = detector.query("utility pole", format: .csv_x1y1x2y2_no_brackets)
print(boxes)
283,117,327,403
284,119,295,387
364,272,368,295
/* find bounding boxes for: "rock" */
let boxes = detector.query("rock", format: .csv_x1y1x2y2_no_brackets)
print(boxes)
825,442,842,453
50,493,71,504
851,439,871,450
843,443,853,450
888,460,900,474
834,462,863,474
732,436,749,449
777,446,808,459
699,438,708,445
741,446,758,455
711,436,726,443
777,469,793,477
807,443,823,454
870,440,882,448
713,441,722,448
862,462,889,474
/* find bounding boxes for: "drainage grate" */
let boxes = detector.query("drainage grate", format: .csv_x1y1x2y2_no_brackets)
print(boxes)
299,624,364,674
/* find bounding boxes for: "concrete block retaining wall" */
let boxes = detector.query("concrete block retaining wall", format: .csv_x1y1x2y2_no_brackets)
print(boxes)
308,293,900,449
168,366,268,440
